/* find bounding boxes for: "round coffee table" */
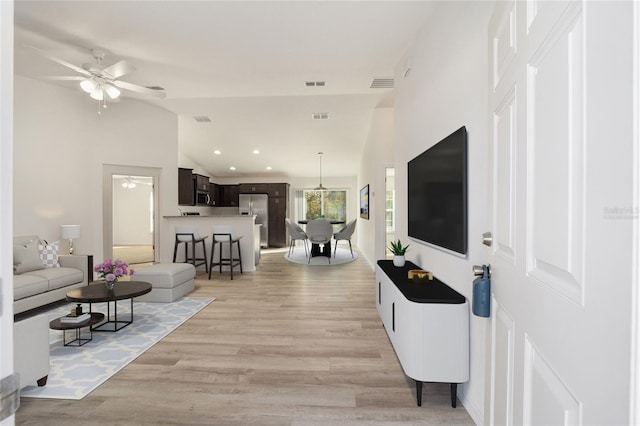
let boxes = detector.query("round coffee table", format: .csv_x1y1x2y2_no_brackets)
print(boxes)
66,281,152,332
49,312,105,346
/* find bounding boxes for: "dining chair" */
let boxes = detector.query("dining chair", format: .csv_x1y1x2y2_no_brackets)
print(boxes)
333,219,357,258
285,218,308,258
305,219,333,264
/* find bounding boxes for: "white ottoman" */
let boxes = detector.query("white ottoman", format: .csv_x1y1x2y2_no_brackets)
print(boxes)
134,263,196,303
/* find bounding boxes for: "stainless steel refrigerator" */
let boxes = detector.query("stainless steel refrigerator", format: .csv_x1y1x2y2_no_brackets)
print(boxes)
239,193,269,248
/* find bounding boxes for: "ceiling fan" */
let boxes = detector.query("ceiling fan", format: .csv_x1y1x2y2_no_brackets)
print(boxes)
120,176,152,189
29,46,166,105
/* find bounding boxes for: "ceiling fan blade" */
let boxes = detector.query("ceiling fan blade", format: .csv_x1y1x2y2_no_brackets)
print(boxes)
44,76,85,81
26,45,91,77
101,60,136,80
113,80,166,99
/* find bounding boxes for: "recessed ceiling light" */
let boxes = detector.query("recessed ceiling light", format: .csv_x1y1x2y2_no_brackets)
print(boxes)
266,166,272,170
253,149,260,155
213,150,221,155
229,166,236,171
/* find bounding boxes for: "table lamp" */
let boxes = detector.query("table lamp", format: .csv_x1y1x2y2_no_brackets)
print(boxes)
60,225,81,255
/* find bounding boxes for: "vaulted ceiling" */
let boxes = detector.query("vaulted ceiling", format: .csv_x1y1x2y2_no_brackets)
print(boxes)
14,1,435,178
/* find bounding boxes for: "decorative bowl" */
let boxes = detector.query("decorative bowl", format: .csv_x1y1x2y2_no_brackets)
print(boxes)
408,269,433,283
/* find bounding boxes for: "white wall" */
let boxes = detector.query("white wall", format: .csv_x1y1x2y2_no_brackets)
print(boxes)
392,2,494,423
358,107,394,268
13,76,179,264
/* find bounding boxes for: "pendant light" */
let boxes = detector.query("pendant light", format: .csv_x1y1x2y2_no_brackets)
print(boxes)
314,152,327,191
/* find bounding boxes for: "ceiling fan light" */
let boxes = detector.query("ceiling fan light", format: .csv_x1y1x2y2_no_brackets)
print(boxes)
90,87,104,101
105,84,120,99
80,78,97,93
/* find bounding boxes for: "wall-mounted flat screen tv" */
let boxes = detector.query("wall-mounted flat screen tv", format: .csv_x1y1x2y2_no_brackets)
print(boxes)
408,126,467,256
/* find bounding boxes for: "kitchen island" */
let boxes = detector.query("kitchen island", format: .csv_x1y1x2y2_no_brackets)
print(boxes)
162,215,260,272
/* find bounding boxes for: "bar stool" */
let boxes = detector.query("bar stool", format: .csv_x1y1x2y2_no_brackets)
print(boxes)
209,225,243,280
173,226,208,273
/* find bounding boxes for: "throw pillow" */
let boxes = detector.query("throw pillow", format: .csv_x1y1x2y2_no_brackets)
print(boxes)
38,240,60,268
14,240,45,274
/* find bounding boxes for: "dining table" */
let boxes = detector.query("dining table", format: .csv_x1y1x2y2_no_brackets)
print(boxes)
297,219,345,225
297,219,345,259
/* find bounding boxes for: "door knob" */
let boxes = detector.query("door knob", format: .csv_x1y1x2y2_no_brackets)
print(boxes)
482,232,493,247
473,264,491,277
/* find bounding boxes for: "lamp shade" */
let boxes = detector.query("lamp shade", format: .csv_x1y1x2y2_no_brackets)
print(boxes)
80,78,97,93
60,225,81,239
90,88,104,101
104,84,121,99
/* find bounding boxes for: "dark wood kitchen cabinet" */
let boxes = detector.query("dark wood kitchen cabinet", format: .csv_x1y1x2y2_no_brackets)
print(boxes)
268,183,289,248
219,184,240,207
268,183,288,198
268,197,287,247
194,174,210,192
178,168,194,206
239,183,269,194
208,182,219,206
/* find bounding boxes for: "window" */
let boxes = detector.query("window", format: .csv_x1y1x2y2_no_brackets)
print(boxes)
303,190,347,221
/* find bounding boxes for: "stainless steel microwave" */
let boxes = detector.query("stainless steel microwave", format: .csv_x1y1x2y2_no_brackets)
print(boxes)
196,191,210,205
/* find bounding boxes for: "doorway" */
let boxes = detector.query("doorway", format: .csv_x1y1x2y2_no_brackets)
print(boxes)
112,174,154,265
102,165,160,266
385,167,395,258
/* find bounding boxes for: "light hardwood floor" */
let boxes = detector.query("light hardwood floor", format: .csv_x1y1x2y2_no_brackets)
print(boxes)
16,249,475,425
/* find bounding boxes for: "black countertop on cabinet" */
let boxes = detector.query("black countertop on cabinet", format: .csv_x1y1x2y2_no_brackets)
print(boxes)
377,260,466,304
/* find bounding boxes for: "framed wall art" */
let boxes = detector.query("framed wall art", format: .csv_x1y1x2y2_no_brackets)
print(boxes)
360,184,369,220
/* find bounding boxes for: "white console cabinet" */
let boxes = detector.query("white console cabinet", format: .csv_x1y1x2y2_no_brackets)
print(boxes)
376,260,469,407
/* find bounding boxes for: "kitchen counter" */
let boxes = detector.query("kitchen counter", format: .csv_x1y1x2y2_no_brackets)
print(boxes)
163,214,259,272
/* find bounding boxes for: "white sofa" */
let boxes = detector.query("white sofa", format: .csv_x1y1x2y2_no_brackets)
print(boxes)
13,235,90,314
14,314,49,389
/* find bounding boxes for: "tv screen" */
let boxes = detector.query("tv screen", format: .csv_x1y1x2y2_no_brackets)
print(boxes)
408,126,467,255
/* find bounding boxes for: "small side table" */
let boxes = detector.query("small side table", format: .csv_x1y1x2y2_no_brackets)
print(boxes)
49,312,105,346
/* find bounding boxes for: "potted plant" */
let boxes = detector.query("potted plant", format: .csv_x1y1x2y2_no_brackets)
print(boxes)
389,239,409,267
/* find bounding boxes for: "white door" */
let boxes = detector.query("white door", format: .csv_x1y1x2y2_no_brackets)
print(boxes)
487,1,636,424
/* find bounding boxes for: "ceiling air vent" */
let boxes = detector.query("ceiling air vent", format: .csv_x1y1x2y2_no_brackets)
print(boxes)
312,113,329,120
193,116,212,123
305,81,326,87
370,78,394,89
146,86,165,91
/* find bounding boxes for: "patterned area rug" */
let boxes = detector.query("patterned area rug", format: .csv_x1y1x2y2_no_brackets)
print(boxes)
21,297,214,400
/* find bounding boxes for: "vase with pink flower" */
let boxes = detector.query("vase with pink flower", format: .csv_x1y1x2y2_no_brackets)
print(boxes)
94,258,135,291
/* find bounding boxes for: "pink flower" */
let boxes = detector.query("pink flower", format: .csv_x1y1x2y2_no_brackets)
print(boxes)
95,258,133,282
